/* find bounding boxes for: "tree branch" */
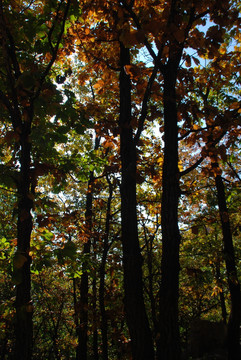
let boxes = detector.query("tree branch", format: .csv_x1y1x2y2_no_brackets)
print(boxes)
34,0,71,99
227,162,241,182
118,0,157,61
134,61,160,144
179,156,204,177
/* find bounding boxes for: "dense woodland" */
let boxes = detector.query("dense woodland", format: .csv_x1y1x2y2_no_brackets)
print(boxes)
0,0,241,359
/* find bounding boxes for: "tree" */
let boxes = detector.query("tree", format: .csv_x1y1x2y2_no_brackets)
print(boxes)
76,136,100,360
119,41,155,360
0,1,75,358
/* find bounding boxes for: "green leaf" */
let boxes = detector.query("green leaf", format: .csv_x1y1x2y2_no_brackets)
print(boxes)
40,229,54,242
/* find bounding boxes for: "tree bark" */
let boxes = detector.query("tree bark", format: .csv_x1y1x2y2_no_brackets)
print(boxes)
15,118,34,360
99,176,113,360
76,182,92,360
92,237,99,360
157,62,181,360
76,137,100,360
213,163,241,360
215,259,227,324
119,42,154,360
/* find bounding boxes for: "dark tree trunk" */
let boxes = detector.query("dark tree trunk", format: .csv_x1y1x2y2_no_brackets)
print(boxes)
215,260,227,324
76,220,91,360
92,237,99,360
99,176,113,360
0,2,70,358
213,164,241,360
76,183,93,360
157,63,181,360
119,42,154,360
0,4,34,358
99,255,108,360
76,137,100,360
144,230,158,334
15,120,34,360
76,175,94,360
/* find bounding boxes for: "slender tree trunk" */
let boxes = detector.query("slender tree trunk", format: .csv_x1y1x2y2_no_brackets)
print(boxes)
92,237,99,360
73,278,79,332
99,176,113,360
99,256,108,360
76,231,91,359
76,179,93,360
119,42,154,360
15,120,34,360
213,163,241,360
145,231,158,334
157,63,181,360
215,260,227,324
76,137,100,360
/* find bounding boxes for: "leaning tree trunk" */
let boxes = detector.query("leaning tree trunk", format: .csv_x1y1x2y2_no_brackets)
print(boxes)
119,42,155,360
213,162,241,360
157,62,181,360
15,117,34,360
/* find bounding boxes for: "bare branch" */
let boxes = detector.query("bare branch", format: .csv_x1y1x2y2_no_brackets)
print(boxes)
134,61,160,144
227,162,241,182
179,156,204,177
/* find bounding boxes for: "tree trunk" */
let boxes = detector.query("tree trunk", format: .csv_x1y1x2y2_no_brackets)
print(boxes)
215,259,227,324
15,120,34,360
76,175,94,360
157,63,181,360
213,163,241,360
119,42,154,360
92,237,99,360
76,137,100,360
99,176,113,360
76,222,91,360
